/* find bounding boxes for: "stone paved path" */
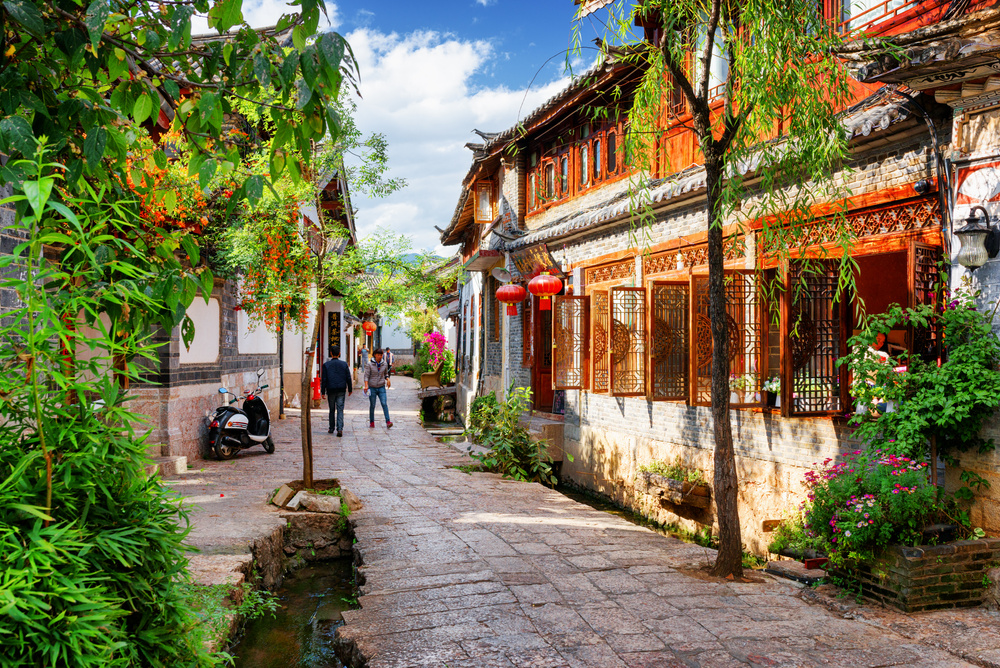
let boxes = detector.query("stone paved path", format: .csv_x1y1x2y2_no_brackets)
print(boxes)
179,377,989,667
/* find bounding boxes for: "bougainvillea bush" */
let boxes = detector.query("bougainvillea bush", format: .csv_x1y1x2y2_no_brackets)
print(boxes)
802,449,948,566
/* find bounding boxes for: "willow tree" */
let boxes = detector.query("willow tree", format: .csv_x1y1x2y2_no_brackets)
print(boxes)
585,0,855,577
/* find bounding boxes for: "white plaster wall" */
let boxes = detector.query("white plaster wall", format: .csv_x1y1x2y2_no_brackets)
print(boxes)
76,312,112,381
381,317,412,351
282,289,318,374
180,298,220,364
237,308,278,355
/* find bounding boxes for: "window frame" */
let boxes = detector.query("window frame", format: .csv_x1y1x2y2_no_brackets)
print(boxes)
552,295,590,391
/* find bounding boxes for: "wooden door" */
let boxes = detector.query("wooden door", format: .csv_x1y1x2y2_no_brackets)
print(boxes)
534,302,554,412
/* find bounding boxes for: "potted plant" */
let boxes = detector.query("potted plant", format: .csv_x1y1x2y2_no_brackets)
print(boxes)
728,373,755,403
762,376,780,408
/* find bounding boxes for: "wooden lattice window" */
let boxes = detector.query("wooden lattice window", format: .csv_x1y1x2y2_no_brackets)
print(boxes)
649,282,688,401
553,295,590,390
691,272,762,407
785,260,846,416
909,241,942,362
522,294,534,368
610,287,646,397
591,290,610,392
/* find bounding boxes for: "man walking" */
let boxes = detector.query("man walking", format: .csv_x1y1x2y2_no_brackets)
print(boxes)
383,347,394,374
321,346,352,437
364,348,392,429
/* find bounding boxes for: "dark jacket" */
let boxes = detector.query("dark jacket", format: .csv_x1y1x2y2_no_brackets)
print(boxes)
321,358,353,394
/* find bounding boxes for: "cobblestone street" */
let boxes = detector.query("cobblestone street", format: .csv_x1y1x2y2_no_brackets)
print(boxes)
178,377,1000,667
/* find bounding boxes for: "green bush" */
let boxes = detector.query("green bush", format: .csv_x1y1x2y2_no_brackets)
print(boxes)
0,154,223,666
638,459,704,484
802,449,953,567
414,342,431,377
441,349,456,384
467,391,500,443
468,385,561,485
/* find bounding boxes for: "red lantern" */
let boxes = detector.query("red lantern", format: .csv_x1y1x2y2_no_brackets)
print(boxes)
496,283,527,316
527,271,562,311
361,320,377,336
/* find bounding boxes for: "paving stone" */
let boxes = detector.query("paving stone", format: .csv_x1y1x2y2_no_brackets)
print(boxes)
177,377,983,668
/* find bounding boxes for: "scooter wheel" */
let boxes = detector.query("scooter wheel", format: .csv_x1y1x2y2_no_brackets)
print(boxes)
214,433,240,460
263,435,275,454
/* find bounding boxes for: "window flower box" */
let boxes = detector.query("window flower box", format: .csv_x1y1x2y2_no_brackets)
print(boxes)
642,471,711,509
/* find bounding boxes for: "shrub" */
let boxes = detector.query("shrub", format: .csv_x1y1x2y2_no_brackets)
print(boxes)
467,391,500,443
638,459,704,484
803,449,949,566
468,385,560,485
0,154,223,666
840,278,1000,465
414,342,431,377
441,349,456,384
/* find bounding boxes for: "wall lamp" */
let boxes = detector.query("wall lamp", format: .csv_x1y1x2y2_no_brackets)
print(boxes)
954,205,1000,270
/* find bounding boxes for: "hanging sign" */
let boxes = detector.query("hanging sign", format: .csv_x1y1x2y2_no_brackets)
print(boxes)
510,243,565,281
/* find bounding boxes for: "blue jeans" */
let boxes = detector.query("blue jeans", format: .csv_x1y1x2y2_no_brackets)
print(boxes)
369,386,390,423
327,391,346,432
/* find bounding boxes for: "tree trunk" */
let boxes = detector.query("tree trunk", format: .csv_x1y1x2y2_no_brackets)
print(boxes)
704,156,744,579
300,314,320,488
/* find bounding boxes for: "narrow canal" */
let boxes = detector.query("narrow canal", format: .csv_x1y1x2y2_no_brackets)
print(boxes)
231,560,355,668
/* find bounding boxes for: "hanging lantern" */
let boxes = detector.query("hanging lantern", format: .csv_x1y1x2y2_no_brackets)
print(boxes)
361,320,377,336
496,283,527,316
528,271,562,311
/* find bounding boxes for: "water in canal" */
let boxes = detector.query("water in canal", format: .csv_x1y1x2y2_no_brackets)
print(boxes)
231,560,355,668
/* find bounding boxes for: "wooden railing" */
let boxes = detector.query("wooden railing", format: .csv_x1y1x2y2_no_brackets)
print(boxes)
835,0,920,35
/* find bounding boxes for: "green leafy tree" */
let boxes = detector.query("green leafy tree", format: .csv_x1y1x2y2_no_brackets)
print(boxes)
585,0,855,578
0,0,354,660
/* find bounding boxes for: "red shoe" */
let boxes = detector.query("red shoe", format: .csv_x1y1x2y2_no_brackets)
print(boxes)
387,421,393,429
369,422,375,428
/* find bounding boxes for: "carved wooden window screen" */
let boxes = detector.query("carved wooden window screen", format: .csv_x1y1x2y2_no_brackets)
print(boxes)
610,287,647,397
649,281,689,401
591,290,610,392
785,260,846,416
553,296,590,390
909,242,941,362
691,272,762,407
521,294,534,368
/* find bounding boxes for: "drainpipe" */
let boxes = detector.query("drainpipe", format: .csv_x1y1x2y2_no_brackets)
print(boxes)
885,86,953,258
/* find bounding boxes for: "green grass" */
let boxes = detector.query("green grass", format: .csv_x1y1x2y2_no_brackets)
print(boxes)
452,464,485,474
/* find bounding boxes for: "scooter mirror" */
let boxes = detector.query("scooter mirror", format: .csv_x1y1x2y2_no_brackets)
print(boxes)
218,387,228,394
257,367,264,376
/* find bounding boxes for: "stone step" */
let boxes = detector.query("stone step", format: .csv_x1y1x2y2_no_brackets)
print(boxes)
145,455,187,479
146,443,167,458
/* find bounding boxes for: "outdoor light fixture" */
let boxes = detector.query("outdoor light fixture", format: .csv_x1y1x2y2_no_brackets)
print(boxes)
955,205,1000,270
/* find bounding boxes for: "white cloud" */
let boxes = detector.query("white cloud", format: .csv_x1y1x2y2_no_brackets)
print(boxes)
190,0,339,35
344,28,568,255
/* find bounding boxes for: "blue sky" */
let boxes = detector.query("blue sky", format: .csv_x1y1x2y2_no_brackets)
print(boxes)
330,1,619,254
198,1,624,253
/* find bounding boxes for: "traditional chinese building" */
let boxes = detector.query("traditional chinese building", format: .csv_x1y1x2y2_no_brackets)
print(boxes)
441,0,1000,550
